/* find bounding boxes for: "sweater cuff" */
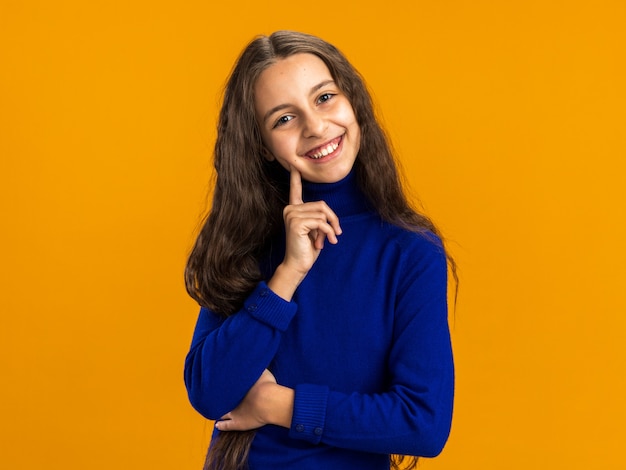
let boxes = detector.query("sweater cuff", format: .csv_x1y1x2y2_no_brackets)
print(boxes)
289,383,329,444
243,282,297,332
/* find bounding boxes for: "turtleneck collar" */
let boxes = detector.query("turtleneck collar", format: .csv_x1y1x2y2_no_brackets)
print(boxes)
301,170,373,218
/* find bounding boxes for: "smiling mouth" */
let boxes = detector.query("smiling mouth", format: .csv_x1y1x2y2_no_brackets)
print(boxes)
305,136,342,160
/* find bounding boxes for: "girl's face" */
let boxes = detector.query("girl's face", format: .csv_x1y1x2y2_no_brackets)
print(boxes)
254,53,361,184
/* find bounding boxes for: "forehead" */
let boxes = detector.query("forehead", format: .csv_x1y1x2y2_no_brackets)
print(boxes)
254,53,333,105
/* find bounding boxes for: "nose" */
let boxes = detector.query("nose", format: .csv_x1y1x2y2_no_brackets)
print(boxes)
302,110,327,138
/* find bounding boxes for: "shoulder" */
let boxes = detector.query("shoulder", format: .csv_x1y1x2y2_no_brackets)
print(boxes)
380,225,448,294
382,222,446,263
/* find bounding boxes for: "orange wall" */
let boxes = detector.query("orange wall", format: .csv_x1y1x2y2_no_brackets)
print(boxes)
1,1,625,469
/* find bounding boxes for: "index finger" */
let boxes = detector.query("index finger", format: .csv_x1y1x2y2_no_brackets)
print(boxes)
289,167,303,205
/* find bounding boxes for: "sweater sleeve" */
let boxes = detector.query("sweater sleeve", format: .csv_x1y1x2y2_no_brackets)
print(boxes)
184,282,297,420
288,238,454,458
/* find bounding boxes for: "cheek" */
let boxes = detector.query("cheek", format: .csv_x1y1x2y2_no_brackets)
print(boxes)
335,97,358,122
340,108,361,142
354,123,362,143
268,134,297,157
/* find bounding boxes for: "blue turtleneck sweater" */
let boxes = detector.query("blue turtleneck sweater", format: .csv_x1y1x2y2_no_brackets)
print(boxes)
184,171,454,469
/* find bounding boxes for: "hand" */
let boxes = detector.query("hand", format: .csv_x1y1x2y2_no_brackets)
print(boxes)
282,168,342,276
215,369,293,431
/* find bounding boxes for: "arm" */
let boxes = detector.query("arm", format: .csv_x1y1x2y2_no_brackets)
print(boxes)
185,168,341,421
288,238,454,457
184,282,297,419
215,369,295,431
217,236,454,457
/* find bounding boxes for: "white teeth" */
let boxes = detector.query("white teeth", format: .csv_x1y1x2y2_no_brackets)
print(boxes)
309,141,339,159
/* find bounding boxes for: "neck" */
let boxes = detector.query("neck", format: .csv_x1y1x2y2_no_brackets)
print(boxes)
302,170,372,218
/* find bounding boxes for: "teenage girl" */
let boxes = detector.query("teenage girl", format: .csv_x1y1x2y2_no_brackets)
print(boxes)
184,30,455,470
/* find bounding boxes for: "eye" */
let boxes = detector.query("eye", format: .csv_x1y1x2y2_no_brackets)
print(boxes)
273,115,293,128
317,93,335,104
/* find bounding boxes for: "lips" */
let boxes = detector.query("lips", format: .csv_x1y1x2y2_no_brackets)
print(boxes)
304,136,343,160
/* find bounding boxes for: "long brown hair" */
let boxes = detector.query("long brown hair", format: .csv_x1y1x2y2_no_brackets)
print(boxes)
186,30,455,470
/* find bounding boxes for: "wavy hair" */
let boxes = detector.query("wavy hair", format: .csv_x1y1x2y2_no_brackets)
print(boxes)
185,30,456,470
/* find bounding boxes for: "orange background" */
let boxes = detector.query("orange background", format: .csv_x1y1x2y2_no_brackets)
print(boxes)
1,1,625,469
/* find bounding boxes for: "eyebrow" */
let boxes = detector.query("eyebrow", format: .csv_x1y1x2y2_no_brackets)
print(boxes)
262,79,336,124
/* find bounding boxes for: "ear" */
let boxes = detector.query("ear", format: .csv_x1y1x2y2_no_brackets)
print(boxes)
261,147,275,162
